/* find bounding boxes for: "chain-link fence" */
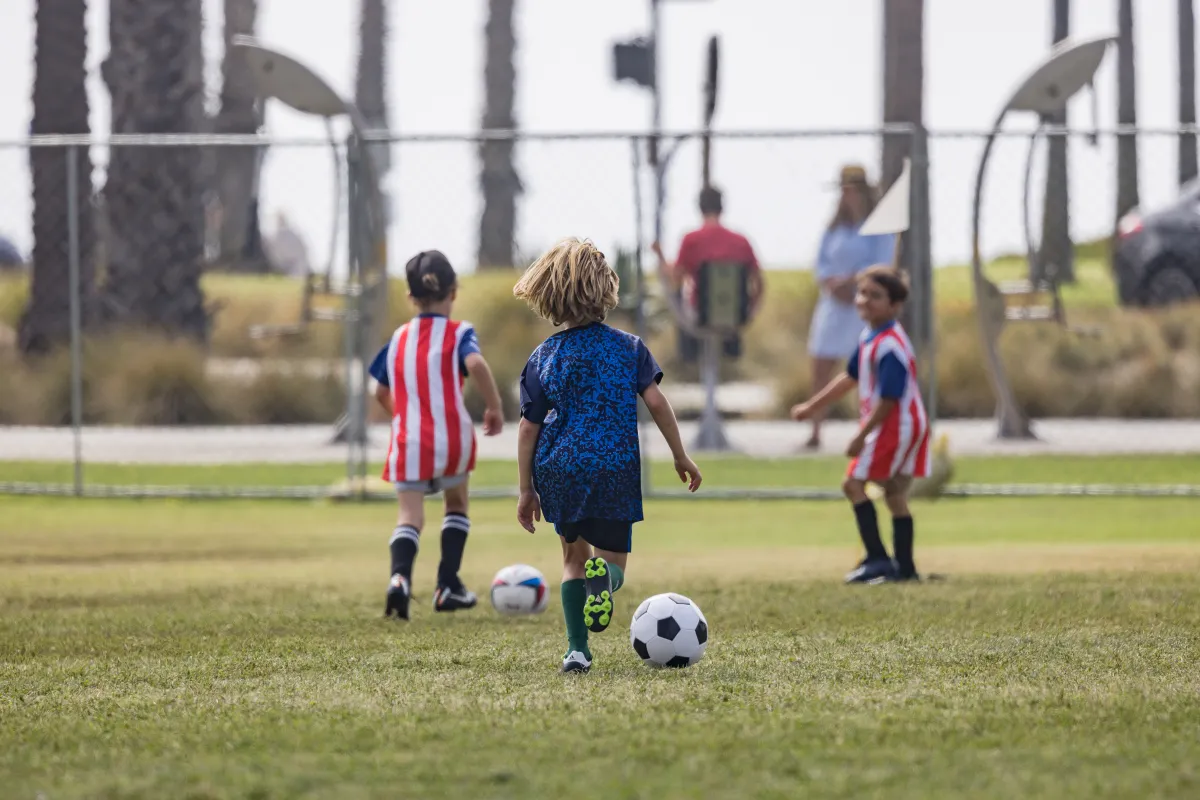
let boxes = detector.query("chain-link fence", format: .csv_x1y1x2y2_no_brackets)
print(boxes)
1,129,1199,501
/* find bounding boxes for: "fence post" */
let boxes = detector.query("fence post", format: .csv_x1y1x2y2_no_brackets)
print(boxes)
910,124,936,426
631,135,653,500
66,145,84,497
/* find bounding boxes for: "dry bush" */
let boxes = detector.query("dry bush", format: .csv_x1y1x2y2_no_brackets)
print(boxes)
88,333,226,425
232,364,347,424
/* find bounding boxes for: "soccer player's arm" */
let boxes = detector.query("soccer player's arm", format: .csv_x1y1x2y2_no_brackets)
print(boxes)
637,341,701,491
858,352,907,436
798,346,859,418
517,360,549,495
368,344,392,415
460,329,503,434
744,239,765,312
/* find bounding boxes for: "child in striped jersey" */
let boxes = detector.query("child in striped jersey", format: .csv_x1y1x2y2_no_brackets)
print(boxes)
369,250,505,620
791,265,930,585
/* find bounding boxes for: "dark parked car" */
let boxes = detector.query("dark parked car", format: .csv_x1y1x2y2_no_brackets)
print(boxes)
1113,182,1200,307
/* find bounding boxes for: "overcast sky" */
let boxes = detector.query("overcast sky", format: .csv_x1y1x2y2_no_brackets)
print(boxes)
0,0,1191,273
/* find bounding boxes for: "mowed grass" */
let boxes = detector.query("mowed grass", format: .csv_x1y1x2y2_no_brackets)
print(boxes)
3,493,1200,798
3,453,1200,491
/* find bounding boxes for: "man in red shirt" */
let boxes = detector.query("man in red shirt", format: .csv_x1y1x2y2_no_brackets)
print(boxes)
651,186,763,359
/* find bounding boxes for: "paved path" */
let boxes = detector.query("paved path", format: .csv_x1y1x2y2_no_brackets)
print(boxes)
1,419,1198,464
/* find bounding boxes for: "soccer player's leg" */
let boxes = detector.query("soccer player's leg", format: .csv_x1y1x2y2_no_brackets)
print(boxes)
841,471,895,585
386,488,426,619
558,531,593,673
582,521,631,634
433,477,478,612
879,476,919,582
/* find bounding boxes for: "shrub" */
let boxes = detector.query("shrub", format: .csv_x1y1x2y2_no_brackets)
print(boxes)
233,364,347,424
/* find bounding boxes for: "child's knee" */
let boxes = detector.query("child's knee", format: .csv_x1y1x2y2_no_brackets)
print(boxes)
842,477,866,501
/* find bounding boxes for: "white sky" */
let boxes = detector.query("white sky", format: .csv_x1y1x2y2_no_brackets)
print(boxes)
0,0,1191,273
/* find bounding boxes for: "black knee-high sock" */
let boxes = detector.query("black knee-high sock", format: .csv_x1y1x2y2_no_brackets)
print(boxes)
389,525,420,583
893,516,915,574
437,513,470,590
852,501,889,561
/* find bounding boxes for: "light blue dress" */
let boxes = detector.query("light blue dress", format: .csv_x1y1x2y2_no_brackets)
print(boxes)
807,224,896,359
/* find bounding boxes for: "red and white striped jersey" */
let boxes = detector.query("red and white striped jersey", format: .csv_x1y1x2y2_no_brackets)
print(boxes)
381,316,477,483
850,322,930,481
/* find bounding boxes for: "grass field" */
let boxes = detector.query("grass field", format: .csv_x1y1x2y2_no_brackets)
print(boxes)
3,453,1200,491
3,478,1200,798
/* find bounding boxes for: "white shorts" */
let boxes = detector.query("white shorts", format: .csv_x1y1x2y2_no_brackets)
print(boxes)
393,473,469,495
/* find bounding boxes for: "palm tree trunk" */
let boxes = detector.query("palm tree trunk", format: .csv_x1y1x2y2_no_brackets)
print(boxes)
19,0,96,355
1180,0,1197,185
477,0,522,269
881,0,924,193
1116,0,1140,223
355,0,390,177
212,0,266,272
1038,0,1074,284
881,0,927,346
102,0,209,341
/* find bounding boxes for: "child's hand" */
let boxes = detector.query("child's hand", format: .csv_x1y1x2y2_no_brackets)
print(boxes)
482,407,504,436
516,490,541,533
674,456,703,492
790,402,813,422
846,432,867,458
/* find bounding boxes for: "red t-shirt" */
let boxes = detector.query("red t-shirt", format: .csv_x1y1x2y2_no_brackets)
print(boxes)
674,222,760,280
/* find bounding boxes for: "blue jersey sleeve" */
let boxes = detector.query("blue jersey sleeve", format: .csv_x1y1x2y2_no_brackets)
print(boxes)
458,327,481,375
368,344,390,387
636,339,664,394
519,358,551,424
877,352,908,399
846,345,861,382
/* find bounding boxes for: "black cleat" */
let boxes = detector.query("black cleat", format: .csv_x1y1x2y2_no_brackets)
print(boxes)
560,650,592,674
844,557,897,584
874,568,922,584
583,557,614,633
433,585,478,612
385,573,411,620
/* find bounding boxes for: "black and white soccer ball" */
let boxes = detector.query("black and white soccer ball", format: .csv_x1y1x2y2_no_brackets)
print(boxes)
629,592,709,668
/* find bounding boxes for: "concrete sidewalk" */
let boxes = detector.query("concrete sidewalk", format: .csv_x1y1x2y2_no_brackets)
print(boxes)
1,419,1197,464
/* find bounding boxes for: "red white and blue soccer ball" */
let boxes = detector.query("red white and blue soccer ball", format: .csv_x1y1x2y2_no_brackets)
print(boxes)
490,564,550,615
630,592,709,668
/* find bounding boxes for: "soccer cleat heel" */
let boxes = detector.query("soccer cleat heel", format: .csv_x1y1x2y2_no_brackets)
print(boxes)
560,650,592,674
385,574,410,620
433,585,478,612
583,557,614,633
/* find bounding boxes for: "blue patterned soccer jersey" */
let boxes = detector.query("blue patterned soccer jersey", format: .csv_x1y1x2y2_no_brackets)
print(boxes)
519,323,663,525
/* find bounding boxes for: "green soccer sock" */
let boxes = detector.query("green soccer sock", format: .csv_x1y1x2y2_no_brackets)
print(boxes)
561,579,591,659
609,563,625,593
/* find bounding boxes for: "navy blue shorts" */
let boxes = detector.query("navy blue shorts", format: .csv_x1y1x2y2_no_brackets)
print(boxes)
555,518,634,554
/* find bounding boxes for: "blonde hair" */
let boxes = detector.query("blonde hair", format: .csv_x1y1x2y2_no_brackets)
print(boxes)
513,238,619,326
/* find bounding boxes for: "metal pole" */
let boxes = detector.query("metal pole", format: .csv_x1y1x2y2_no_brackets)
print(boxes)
66,145,84,497
693,334,730,451
631,136,652,498
910,125,936,426
344,138,360,489
650,0,664,246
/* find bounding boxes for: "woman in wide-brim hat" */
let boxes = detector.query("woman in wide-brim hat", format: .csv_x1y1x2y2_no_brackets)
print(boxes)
804,164,895,449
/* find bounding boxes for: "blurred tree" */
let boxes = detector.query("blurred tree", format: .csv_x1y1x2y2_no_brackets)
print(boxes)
102,0,208,341
20,0,97,354
211,0,267,273
1179,0,1197,186
881,0,928,344
356,0,391,181
477,0,522,269
1116,0,1140,224
1037,0,1074,284
881,0,923,193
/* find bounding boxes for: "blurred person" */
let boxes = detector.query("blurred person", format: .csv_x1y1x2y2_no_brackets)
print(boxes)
791,265,929,585
513,238,702,674
805,165,895,449
651,186,763,359
369,250,505,620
